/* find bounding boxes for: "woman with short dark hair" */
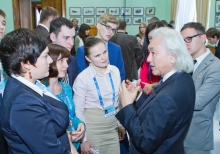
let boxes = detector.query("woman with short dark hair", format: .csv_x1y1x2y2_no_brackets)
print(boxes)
42,43,85,154
0,28,71,153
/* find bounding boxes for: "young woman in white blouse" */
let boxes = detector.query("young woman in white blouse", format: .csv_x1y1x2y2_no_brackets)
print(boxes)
73,37,125,154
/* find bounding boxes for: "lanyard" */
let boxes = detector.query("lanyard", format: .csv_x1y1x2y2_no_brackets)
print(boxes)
59,82,74,122
93,73,115,107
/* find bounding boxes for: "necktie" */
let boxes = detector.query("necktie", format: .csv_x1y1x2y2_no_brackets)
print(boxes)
190,59,197,76
154,79,163,91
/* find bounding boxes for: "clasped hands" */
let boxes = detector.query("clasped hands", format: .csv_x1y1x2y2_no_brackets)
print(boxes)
68,123,85,142
119,79,155,107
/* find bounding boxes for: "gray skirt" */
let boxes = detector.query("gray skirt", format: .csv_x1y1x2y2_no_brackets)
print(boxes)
85,108,120,154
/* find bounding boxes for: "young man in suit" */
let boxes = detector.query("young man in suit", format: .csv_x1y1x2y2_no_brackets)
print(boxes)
76,14,125,81
206,27,220,59
34,6,59,43
49,17,78,87
116,27,195,154
181,22,220,154
110,19,142,81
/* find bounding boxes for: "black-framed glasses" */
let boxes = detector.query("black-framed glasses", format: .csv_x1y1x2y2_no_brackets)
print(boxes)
100,23,117,34
183,33,203,43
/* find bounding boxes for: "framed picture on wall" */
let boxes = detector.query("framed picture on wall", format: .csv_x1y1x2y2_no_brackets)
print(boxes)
70,17,81,25
96,7,107,16
124,17,132,25
146,16,152,24
83,7,94,16
146,7,155,15
83,17,95,25
69,7,81,16
133,7,144,16
215,0,220,29
108,7,120,15
133,17,143,25
121,7,132,16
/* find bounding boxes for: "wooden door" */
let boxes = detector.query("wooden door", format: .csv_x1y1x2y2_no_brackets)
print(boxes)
41,0,66,17
13,0,32,30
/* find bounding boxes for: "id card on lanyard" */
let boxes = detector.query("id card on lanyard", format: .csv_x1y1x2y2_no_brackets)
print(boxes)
93,73,116,117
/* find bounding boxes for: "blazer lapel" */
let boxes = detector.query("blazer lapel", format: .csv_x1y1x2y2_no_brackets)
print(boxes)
193,53,214,79
137,72,183,113
42,94,69,112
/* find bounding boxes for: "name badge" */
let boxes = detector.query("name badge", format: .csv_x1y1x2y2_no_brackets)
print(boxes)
104,104,116,117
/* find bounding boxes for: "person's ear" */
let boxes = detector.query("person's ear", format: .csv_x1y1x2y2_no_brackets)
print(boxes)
85,56,91,63
201,34,207,43
21,61,31,73
50,32,56,42
96,23,101,30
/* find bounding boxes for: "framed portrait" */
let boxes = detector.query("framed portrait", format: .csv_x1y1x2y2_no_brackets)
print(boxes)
83,7,94,16
83,17,95,25
124,17,132,25
146,7,155,15
133,17,143,25
216,0,220,29
70,17,81,25
145,16,152,24
121,7,132,16
108,7,120,15
69,7,81,16
96,7,107,16
133,7,144,16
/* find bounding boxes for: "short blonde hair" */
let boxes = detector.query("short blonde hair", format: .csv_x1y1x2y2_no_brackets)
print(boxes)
97,14,119,25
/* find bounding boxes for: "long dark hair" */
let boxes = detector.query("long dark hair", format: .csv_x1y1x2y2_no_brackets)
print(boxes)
141,21,164,67
78,24,90,42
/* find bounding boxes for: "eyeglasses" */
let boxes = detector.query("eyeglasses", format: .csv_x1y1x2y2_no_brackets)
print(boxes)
100,23,117,34
183,33,203,43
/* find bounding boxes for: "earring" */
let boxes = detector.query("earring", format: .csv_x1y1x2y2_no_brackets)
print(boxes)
29,71,32,79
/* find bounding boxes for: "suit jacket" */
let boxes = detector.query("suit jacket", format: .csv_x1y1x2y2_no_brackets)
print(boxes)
76,41,125,81
0,77,70,153
110,32,142,80
116,72,195,154
33,25,50,43
215,40,220,59
184,52,220,150
67,55,78,87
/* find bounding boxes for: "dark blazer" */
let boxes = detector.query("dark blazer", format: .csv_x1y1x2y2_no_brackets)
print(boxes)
116,72,195,154
215,40,220,59
33,25,50,43
76,41,125,81
0,77,70,153
67,55,78,86
110,32,142,80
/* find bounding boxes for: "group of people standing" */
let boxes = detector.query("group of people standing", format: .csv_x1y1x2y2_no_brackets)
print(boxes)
0,6,220,154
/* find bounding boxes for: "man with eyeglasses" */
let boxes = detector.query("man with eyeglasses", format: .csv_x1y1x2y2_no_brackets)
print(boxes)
181,22,220,154
76,14,125,81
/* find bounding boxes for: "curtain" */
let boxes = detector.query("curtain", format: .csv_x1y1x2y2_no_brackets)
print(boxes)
171,0,178,21
196,0,210,30
175,0,197,31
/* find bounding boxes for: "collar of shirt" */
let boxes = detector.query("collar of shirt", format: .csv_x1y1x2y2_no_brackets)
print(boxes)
11,74,59,100
193,48,210,71
89,64,114,78
162,69,177,82
216,39,219,47
38,23,49,32
117,30,125,33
